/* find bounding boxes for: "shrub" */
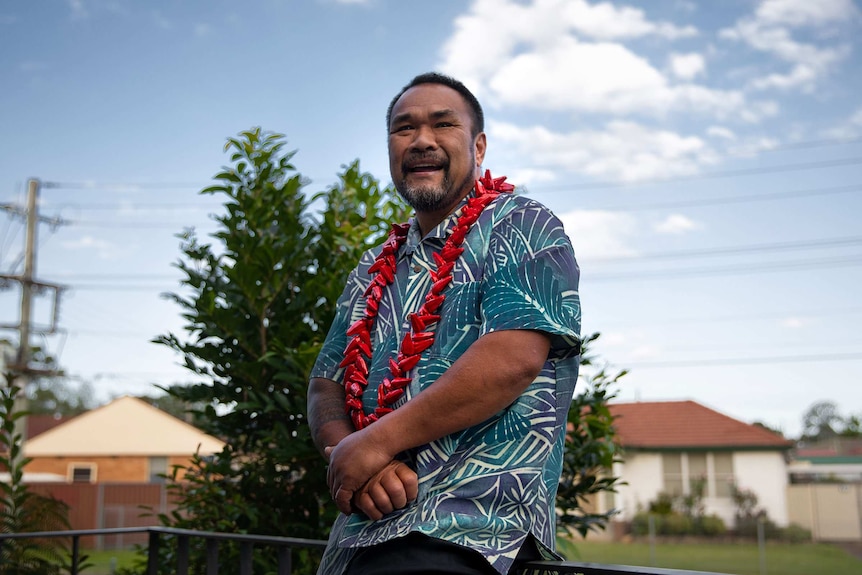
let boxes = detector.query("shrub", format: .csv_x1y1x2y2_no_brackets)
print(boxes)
780,523,812,543
696,514,727,536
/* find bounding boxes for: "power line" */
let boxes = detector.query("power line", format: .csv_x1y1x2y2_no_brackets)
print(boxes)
587,183,862,212
529,156,862,193
589,236,862,263
595,306,862,328
618,352,862,369
589,254,862,282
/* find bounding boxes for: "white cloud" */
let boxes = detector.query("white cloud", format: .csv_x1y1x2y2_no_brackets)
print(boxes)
749,63,819,92
820,107,862,139
556,209,639,261
781,317,805,328
153,11,172,30
720,0,856,92
653,214,702,235
755,0,859,27
440,1,756,120
707,126,736,140
669,52,705,79
193,23,212,37
559,0,697,40
630,344,663,360
61,236,121,260
68,0,87,20
490,119,718,183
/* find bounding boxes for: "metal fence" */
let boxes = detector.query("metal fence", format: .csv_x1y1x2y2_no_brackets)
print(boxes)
0,527,731,575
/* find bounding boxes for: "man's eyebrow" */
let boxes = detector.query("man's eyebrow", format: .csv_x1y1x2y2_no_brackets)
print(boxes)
390,108,458,126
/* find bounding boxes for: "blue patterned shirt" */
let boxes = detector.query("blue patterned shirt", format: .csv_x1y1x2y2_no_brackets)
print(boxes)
311,188,581,574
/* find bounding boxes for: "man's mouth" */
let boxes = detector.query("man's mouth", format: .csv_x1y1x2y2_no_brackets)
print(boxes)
409,164,441,173
404,156,447,175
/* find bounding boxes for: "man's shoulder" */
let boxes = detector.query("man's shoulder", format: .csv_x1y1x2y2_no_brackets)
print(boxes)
492,190,555,215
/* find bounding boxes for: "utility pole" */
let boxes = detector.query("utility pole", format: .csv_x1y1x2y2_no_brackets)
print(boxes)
0,179,65,467
13,179,39,455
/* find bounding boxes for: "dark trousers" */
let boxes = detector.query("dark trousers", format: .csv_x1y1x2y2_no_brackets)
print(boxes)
343,532,541,575
345,532,499,575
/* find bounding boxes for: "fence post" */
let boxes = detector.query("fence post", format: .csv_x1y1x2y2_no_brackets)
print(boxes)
71,535,80,575
277,546,292,575
757,517,766,575
206,538,219,575
177,535,190,575
147,531,160,575
648,514,656,567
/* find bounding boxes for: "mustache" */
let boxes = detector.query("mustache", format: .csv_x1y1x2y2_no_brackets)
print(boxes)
402,152,449,172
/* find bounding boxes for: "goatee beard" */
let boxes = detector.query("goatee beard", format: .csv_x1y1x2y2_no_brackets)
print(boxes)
396,155,476,214
398,172,454,212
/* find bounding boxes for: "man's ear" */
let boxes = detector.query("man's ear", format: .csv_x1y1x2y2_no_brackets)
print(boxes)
474,132,487,166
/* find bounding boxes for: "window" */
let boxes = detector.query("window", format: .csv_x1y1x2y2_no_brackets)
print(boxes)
148,456,168,483
662,453,683,495
69,463,96,483
661,452,734,498
713,453,734,497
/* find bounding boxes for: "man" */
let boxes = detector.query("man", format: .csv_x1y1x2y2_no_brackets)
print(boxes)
307,72,581,575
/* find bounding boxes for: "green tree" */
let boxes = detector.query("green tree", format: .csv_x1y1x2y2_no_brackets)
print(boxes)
27,379,94,416
138,128,620,573
1,374,79,574
146,128,409,574
556,332,624,538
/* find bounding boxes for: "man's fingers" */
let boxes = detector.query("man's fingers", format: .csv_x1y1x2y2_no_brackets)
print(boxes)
354,491,384,521
394,462,419,502
378,471,408,509
334,486,354,515
366,482,396,516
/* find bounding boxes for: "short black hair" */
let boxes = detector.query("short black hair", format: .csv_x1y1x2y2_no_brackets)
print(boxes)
386,72,485,137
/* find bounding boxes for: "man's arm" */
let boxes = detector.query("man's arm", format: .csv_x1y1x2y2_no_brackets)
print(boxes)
308,377,419,518
326,328,551,513
307,377,354,458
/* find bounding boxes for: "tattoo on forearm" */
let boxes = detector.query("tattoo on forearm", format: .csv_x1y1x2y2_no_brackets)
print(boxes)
310,393,352,441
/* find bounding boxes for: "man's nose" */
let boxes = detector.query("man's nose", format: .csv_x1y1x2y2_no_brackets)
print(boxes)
409,125,437,151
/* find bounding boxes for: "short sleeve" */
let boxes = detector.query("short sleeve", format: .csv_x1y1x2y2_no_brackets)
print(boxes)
310,267,359,383
480,203,581,359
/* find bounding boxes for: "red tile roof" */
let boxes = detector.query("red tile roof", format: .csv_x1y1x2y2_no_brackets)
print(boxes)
610,400,793,450
27,414,71,439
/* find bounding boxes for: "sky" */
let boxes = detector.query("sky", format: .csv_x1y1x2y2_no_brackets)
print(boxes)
1,0,861,439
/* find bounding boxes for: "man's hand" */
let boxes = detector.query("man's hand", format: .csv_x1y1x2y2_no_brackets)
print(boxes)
352,460,418,520
325,425,394,515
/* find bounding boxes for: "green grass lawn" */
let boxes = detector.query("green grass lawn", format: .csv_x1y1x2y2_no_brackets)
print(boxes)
78,549,141,574
52,541,862,575
561,539,861,575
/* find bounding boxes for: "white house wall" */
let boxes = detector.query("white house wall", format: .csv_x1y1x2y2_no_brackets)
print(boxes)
612,450,789,528
734,451,789,526
613,452,664,521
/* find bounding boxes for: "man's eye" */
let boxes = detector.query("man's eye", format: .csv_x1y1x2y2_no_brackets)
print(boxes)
436,122,453,128
394,125,413,132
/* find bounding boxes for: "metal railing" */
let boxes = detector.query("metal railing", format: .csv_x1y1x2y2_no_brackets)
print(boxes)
0,527,730,575
0,526,327,575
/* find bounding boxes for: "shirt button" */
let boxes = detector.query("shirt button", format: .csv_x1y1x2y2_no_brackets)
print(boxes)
413,264,422,273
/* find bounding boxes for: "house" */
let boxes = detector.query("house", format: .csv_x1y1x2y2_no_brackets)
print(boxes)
786,437,862,541
789,436,862,483
603,400,794,531
22,395,225,483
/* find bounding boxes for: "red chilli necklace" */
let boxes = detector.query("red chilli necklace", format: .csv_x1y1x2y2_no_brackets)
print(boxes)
340,170,515,430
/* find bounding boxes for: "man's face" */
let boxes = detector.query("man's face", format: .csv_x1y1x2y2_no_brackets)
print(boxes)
388,83,486,215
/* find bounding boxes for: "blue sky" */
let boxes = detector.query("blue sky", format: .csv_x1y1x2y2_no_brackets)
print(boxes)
1,0,861,438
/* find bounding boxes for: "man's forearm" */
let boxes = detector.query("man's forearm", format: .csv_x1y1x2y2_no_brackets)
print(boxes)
307,377,354,458
367,329,551,456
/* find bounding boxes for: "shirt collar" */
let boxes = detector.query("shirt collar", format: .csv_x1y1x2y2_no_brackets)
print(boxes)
404,188,478,251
